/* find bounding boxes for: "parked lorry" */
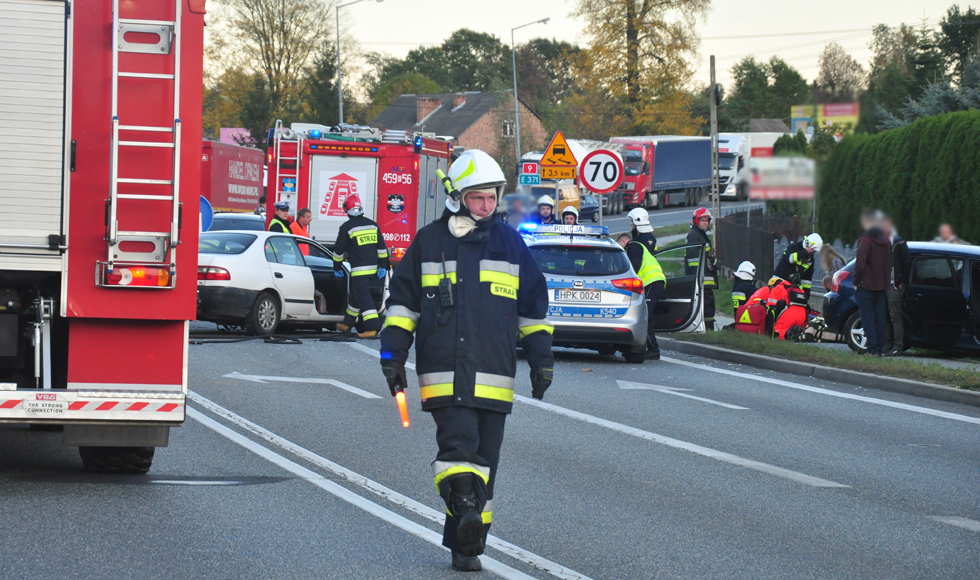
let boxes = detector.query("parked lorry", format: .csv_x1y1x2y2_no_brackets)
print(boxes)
201,141,264,212
611,136,711,210
266,124,452,264
0,0,205,472
718,132,785,200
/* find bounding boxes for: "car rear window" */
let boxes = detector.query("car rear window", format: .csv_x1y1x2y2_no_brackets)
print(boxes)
531,245,630,276
199,233,257,254
209,216,265,231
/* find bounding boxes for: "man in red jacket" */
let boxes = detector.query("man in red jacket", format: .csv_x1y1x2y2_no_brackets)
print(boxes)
853,209,893,355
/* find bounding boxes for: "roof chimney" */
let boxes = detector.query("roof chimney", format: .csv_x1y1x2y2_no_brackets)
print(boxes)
453,93,466,109
416,96,440,124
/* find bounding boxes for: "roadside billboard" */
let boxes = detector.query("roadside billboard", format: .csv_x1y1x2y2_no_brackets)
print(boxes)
749,157,816,200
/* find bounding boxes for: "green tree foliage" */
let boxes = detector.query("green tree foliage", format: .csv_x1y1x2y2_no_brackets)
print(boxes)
366,73,441,123
514,38,582,131
878,56,980,129
939,4,980,82
302,40,340,126
819,110,980,244
726,56,809,122
772,130,808,156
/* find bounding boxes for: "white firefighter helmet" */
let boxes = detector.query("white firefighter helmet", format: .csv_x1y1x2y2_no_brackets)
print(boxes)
734,261,756,280
537,195,556,209
627,207,652,232
627,207,650,227
446,149,507,213
804,233,824,252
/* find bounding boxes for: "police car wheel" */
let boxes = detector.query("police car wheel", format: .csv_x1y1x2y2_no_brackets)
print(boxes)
246,292,280,336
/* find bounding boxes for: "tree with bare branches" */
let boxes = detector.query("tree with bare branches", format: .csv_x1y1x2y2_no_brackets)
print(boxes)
817,42,866,102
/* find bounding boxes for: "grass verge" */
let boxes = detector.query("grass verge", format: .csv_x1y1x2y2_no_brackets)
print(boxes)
671,331,980,391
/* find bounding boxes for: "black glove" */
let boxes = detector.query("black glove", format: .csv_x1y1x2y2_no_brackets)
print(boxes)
531,367,553,400
382,360,407,397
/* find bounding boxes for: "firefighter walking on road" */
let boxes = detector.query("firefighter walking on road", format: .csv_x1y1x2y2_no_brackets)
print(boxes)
333,194,389,338
618,233,666,359
380,150,554,572
686,208,718,329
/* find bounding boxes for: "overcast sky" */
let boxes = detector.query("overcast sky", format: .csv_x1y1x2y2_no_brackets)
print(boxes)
346,0,960,89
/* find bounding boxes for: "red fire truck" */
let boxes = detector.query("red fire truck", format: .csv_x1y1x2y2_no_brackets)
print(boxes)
266,123,453,263
201,140,264,212
0,0,203,472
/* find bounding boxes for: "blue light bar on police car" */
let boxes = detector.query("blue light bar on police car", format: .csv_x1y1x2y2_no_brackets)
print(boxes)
519,224,608,235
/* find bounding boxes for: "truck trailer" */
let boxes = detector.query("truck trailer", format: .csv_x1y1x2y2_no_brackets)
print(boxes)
266,123,453,264
201,140,264,212
611,136,711,210
718,132,785,200
0,0,204,472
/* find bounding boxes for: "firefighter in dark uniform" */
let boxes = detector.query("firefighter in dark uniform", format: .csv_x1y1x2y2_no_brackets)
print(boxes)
618,233,667,359
686,207,718,329
627,207,658,252
533,195,560,224
333,193,389,338
731,261,758,316
772,233,823,302
268,201,292,233
380,150,554,572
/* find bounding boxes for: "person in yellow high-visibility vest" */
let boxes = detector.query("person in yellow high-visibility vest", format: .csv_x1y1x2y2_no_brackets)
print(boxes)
618,233,666,360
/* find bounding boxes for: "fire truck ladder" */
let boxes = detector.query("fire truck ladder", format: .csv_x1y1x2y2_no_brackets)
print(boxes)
273,119,303,210
105,0,182,277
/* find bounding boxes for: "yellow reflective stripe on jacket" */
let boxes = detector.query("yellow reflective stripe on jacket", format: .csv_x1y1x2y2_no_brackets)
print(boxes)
351,265,378,277
517,316,554,340
362,309,379,321
801,281,812,289
332,254,345,262
432,461,490,488
421,261,457,287
384,305,420,333
479,259,520,290
474,372,514,403
419,371,453,400
377,248,389,258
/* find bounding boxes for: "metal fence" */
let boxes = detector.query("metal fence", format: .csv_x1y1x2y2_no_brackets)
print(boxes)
716,209,807,283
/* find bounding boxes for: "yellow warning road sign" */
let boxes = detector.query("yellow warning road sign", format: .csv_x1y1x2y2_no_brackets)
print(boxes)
541,131,577,167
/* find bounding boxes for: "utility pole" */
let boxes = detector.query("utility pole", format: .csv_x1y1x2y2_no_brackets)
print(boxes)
511,17,550,161
709,55,719,249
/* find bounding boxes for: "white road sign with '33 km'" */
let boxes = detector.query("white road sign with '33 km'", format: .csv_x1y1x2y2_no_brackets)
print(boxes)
580,150,624,194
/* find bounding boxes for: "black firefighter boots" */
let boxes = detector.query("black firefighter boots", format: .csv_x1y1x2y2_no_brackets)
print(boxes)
440,472,487,558
451,550,483,572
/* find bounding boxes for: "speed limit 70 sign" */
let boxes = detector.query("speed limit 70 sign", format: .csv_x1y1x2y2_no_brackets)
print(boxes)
580,150,624,194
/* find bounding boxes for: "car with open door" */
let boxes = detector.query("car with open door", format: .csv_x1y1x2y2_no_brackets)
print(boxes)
521,224,704,363
822,242,980,355
196,231,386,334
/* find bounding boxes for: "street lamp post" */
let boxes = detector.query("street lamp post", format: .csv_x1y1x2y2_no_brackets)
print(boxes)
511,17,549,161
337,0,384,125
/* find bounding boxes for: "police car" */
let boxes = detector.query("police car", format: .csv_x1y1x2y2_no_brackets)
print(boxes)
520,224,707,363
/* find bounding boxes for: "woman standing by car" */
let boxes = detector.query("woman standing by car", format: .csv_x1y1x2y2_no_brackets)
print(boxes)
820,244,846,290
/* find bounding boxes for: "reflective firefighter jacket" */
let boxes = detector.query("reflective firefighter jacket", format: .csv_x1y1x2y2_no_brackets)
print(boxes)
632,230,658,253
332,215,389,277
625,241,666,287
773,240,813,296
380,213,554,414
686,227,718,287
731,279,757,314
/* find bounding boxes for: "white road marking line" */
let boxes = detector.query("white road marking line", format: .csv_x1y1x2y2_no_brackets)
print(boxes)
223,371,381,399
514,395,847,488
188,392,592,580
343,344,845,489
187,406,539,580
928,516,980,533
662,356,980,426
347,342,417,370
617,380,748,410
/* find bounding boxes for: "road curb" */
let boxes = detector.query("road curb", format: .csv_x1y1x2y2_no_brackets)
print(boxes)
659,337,980,409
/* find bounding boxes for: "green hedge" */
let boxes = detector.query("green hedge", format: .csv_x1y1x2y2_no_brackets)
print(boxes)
818,110,980,244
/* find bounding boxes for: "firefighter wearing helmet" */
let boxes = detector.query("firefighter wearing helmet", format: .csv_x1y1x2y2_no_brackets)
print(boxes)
731,261,758,316
380,149,553,572
686,207,718,329
332,193,389,338
627,207,658,252
534,195,560,224
772,232,823,301
561,205,579,225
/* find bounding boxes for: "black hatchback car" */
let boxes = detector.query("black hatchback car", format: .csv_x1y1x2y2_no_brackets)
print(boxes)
822,242,980,355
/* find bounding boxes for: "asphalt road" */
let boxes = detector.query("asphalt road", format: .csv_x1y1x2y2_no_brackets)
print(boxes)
1,333,978,579
600,199,764,233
